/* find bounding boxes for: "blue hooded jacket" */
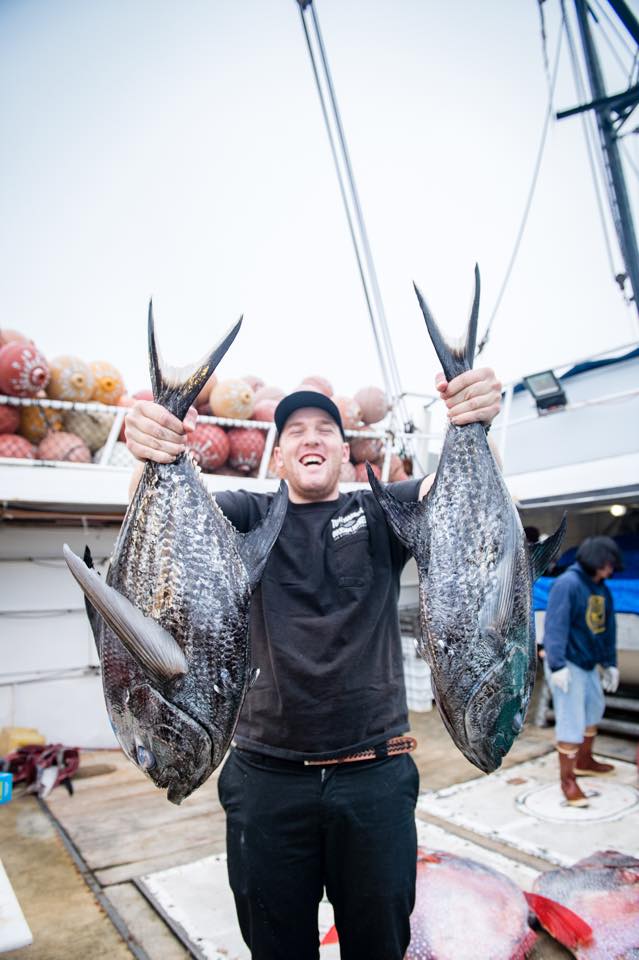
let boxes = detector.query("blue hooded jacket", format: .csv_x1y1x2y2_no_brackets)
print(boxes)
543,562,617,672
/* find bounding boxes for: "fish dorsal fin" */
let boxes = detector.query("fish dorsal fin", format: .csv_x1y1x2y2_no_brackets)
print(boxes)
236,481,288,591
478,507,518,638
413,265,480,380
529,515,567,582
148,301,242,421
63,544,188,681
366,464,426,553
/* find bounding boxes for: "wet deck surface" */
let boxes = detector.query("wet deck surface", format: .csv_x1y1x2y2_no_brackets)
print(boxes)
1,709,635,959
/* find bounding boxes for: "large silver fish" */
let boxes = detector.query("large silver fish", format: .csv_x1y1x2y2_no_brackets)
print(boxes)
368,267,565,773
64,306,287,803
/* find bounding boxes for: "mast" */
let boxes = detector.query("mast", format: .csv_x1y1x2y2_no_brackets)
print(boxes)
561,0,639,325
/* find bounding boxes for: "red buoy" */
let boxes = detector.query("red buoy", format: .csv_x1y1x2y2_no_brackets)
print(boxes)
0,342,50,397
227,427,266,473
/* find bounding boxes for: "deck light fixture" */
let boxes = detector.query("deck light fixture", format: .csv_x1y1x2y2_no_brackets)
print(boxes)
610,504,627,517
522,370,567,414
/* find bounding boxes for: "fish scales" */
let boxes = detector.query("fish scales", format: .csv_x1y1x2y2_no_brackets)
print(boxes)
368,267,565,772
64,309,287,802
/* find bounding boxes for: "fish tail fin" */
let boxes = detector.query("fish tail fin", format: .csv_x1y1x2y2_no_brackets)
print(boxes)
524,892,593,949
237,481,288,591
366,463,426,554
413,264,480,380
529,514,567,581
148,300,242,420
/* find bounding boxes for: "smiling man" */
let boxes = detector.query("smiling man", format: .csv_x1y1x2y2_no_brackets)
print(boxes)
125,369,501,960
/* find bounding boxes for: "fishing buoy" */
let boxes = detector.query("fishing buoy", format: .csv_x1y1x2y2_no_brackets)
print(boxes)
299,375,333,396
242,375,265,392
187,424,230,472
339,461,357,482
253,385,285,405
64,411,115,452
90,361,125,405
389,453,409,481
0,329,32,349
19,405,64,444
0,342,50,397
252,399,277,422
355,461,380,482
0,434,36,459
333,395,362,430
47,356,95,402
195,374,218,411
227,427,265,473
0,405,20,434
349,427,384,464
38,431,92,463
354,385,390,425
210,379,254,420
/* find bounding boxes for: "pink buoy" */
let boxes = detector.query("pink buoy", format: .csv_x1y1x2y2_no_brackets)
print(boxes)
210,379,254,420
354,385,390,425
389,453,409,482
354,461,380,483
47,356,95,402
0,405,20,434
0,329,32,349
0,433,36,459
187,424,230,472
227,427,266,473
333,395,362,430
0,342,50,397
253,385,285,405
339,461,356,482
38,431,92,463
242,375,265,393
300,375,333,397
90,361,125,405
252,399,277,422
349,427,384,465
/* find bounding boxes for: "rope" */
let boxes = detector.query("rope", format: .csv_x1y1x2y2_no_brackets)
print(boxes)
476,17,564,356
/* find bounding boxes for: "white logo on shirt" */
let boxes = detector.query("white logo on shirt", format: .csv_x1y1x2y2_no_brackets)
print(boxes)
331,507,367,541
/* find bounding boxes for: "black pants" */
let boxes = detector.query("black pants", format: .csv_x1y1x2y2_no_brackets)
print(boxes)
217,747,419,960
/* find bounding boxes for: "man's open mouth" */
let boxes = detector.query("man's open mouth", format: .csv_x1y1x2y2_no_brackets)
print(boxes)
300,454,325,466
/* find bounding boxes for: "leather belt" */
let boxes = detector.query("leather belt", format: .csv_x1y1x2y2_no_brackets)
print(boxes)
303,735,417,766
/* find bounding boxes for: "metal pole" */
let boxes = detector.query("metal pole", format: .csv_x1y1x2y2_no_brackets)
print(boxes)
574,0,639,325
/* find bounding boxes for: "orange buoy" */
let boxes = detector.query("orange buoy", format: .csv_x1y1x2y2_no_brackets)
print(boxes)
20,405,64,444
90,361,125,405
47,356,95,402
210,379,254,420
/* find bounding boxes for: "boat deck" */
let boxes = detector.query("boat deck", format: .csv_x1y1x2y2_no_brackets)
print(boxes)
1,709,637,959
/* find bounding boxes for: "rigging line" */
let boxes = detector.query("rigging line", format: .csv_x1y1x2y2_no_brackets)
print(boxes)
590,0,637,80
619,136,639,182
590,0,637,61
297,8,395,402
562,0,620,280
538,0,551,79
308,3,409,424
476,20,564,356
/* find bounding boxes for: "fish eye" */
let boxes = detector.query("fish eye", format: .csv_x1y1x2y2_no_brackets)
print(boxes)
136,745,156,769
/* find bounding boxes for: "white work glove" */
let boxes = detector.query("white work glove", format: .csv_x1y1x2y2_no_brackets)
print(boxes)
550,667,571,694
601,666,620,693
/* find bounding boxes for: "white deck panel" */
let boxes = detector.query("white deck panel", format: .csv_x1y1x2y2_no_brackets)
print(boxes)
0,858,33,953
418,753,639,866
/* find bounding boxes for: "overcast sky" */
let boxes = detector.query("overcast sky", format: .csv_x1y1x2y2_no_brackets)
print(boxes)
1,0,638,418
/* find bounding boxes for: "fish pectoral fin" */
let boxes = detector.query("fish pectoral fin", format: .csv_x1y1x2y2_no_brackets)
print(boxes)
237,481,288,591
213,667,245,700
63,544,188,681
366,464,426,553
148,301,242,421
529,514,567,581
479,513,518,638
524,893,593,949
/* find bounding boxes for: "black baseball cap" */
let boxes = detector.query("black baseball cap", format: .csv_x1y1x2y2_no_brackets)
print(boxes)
274,390,346,440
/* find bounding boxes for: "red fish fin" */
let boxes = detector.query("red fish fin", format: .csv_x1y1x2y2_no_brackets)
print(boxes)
525,892,593,948
321,925,339,945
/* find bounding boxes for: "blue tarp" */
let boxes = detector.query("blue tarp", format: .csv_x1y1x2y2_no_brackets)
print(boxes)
534,577,639,615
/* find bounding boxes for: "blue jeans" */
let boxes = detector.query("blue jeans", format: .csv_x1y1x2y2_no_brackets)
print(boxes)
544,659,605,742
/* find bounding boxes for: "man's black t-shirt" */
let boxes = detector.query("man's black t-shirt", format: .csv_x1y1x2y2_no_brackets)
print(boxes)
215,478,422,761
